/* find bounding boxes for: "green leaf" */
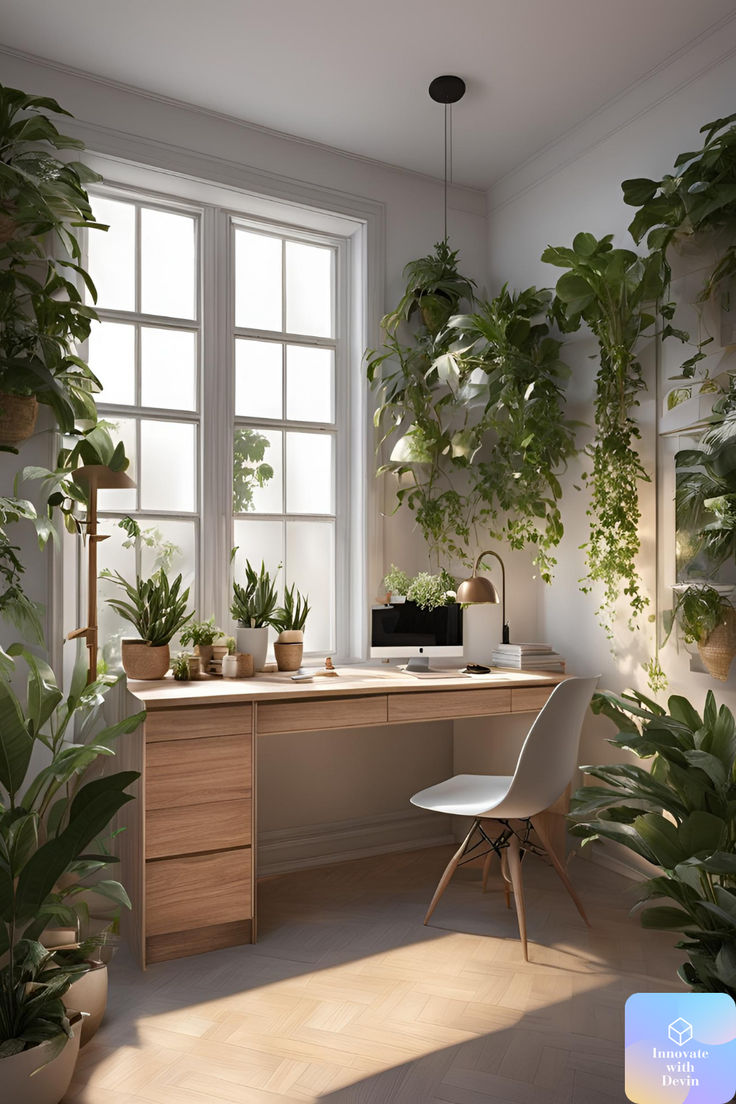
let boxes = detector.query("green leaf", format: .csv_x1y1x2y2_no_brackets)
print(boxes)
639,906,693,930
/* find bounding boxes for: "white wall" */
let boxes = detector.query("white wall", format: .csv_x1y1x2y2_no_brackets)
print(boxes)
485,43,736,780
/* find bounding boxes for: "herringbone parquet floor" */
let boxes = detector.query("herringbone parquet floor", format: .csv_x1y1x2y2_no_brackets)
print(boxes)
63,846,683,1104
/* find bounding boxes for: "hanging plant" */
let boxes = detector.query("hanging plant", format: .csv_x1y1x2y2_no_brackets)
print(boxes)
622,112,736,303
445,286,577,581
542,232,665,633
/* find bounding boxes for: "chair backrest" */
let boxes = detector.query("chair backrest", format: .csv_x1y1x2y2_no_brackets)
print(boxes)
496,675,599,819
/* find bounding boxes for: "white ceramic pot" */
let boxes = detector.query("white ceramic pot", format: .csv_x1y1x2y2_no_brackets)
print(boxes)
63,963,107,1046
236,626,269,671
389,593,406,604
1,1016,81,1104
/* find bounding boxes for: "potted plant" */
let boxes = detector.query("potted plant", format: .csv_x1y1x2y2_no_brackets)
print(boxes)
383,565,409,604
180,615,222,674
571,687,736,997
405,569,457,612
103,569,192,680
0,83,106,449
272,584,310,671
231,561,279,671
0,646,143,1099
665,584,736,681
171,652,190,681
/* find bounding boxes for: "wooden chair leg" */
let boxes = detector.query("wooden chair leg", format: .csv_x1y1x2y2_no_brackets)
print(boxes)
424,820,477,925
481,850,493,892
499,849,512,908
532,814,591,927
506,832,528,961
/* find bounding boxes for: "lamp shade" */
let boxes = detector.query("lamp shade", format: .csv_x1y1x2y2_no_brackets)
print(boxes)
455,575,500,605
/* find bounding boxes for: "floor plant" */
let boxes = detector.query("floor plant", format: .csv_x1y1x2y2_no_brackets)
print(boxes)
571,687,736,997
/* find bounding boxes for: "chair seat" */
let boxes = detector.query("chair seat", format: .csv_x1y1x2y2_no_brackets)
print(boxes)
410,773,514,817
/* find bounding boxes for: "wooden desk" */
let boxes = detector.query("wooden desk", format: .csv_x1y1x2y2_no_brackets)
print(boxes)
122,667,565,967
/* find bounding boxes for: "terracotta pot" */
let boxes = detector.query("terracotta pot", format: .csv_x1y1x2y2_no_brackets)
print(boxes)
196,643,214,674
121,639,170,680
63,962,107,1046
0,392,38,446
1,1014,82,1104
274,641,303,672
222,652,254,678
236,626,269,671
698,608,736,680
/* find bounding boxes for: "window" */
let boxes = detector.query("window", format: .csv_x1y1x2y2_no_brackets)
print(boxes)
81,179,362,664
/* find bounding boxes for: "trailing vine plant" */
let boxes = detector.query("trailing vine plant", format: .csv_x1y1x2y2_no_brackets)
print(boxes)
542,232,666,634
367,246,576,576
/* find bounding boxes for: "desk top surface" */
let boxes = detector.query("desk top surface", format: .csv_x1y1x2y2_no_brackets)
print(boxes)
127,665,566,710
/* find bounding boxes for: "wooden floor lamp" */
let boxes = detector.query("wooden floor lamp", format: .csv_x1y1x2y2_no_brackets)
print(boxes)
67,464,136,684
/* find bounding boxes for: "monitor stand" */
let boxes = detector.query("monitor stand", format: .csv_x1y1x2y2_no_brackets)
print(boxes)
405,656,432,673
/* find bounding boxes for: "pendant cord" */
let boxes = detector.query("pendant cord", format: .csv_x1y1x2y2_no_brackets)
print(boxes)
443,103,450,241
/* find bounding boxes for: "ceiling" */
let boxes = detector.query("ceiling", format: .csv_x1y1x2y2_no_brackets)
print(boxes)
1,1,734,189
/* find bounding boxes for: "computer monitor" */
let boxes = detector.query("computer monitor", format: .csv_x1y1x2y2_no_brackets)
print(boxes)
370,600,463,672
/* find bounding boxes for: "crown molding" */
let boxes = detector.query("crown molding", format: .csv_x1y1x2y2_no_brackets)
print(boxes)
0,44,486,215
488,11,736,213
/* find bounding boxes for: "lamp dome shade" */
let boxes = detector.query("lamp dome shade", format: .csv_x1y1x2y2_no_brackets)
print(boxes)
455,576,500,604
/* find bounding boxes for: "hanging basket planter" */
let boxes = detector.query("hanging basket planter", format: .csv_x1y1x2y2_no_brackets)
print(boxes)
698,608,736,680
0,392,38,446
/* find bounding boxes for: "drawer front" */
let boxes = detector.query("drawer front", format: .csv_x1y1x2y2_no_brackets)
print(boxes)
511,686,555,713
387,688,511,723
146,704,252,742
146,849,252,936
146,798,251,860
146,733,251,810
257,694,387,734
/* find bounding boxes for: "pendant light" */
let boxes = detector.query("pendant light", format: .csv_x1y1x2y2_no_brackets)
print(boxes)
428,75,466,241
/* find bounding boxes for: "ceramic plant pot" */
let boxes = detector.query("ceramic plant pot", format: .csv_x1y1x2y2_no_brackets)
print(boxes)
63,963,108,1046
121,639,170,680
222,652,254,678
274,641,303,671
236,626,269,671
0,392,38,446
698,608,736,680
1,1015,82,1104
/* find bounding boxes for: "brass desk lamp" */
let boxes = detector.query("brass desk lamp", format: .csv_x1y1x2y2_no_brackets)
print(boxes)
456,549,510,644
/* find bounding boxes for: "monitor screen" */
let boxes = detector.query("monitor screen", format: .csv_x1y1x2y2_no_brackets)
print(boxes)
371,601,463,650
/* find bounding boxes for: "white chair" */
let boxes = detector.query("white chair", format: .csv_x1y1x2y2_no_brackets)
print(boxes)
410,675,599,959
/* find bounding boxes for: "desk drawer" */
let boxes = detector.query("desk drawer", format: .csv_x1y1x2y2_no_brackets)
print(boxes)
388,688,512,723
146,704,252,742
511,686,555,713
146,733,252,809
146,798,251,860
146,849,252,936
257,694,387,734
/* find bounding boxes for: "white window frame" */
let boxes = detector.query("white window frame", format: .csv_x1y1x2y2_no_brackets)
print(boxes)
58,158,378,668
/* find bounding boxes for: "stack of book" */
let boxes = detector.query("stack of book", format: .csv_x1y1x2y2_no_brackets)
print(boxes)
491,643,565,671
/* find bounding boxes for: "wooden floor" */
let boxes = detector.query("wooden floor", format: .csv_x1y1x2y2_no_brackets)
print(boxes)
64,846,683,1104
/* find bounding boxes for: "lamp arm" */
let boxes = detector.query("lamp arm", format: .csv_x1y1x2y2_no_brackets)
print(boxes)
473,549,509,643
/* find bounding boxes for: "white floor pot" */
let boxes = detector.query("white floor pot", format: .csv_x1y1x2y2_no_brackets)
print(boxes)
236,626,269,671
63,963,108,1046
1,1017,81,1104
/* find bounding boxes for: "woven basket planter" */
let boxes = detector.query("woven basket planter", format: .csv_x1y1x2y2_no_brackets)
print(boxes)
0,392,38,446
698,608,736,681
121,640,170,680
274,641,303,672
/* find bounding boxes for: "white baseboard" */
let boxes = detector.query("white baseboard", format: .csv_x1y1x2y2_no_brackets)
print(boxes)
257,808,453,878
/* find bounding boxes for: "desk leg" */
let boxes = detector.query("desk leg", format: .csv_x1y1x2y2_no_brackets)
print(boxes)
252,707,258,944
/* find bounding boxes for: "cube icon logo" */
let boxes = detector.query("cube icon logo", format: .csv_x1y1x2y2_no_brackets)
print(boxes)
668,1017,693,1045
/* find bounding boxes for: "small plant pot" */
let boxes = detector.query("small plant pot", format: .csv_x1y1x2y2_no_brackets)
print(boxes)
2,1014,82,1104
274,641,304,671
389,593,406,604
196,643,214,674
186,655,202,680
698,609,736,680
277,629,304,644
63,962,108,1046
236,626,269,671
121,639,170,680
222,652,254,678
0,392,38,446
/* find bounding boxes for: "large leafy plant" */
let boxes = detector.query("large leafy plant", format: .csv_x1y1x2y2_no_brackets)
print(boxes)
543,233,666,632
571,688,736,996
103,570,192,647
0,647,144,1060
0,83,106,439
